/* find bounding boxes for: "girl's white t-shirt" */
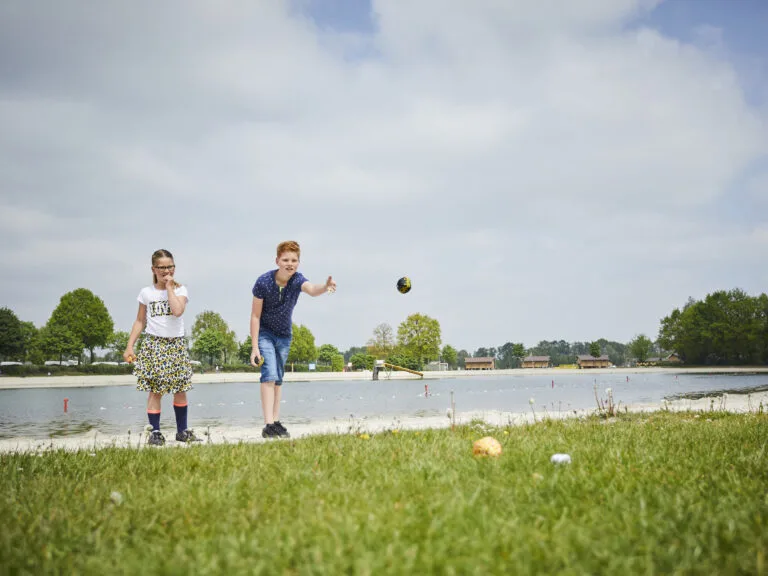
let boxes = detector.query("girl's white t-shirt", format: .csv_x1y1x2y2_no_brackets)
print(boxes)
137,285,189,338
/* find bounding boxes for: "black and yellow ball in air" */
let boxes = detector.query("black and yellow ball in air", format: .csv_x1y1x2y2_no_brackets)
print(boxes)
397,277,412,294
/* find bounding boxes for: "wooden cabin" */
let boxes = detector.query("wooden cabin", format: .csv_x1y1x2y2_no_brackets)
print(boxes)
522,355,551,369
465,357,495,370
665,353,682,363
577,354,611,369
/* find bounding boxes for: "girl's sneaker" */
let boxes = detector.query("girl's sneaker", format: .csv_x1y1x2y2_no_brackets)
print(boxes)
148,431,165,446
273,421,291,438
262,424,280,438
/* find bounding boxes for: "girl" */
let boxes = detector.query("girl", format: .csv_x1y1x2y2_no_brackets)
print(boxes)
124,249,201,445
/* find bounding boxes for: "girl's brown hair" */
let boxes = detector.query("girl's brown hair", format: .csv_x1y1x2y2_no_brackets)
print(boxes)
152,249,181,288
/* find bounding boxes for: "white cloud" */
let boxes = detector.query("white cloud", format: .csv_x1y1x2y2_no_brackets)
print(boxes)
0,0,766,352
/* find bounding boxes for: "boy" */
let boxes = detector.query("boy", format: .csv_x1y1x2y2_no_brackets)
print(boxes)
250,240,336,438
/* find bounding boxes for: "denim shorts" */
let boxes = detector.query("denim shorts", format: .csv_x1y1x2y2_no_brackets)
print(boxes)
258,328,292,385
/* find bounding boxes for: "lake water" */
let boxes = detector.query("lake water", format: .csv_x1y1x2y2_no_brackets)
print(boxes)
1,372,766,439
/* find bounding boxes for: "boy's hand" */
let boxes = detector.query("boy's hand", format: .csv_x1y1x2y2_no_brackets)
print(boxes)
325,276,336,294
250,350,264,368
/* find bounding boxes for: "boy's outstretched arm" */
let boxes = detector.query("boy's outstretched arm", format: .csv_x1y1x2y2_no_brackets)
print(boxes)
301,276,336,297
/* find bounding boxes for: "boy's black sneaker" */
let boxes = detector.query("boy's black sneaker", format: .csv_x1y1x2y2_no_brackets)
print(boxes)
273,421,291,438
262,423,280,438
147,430,165,446
176,429,202,443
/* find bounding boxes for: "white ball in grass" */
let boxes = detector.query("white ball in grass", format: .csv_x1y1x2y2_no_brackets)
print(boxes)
550,453,572,465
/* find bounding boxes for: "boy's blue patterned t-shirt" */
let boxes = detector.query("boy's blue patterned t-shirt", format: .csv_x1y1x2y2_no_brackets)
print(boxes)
252,270,308,338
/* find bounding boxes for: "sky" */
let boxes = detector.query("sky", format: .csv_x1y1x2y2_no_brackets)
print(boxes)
1,0,767,354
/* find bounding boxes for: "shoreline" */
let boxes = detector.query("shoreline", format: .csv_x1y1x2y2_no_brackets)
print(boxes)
1,365,767,390
1,389,766,454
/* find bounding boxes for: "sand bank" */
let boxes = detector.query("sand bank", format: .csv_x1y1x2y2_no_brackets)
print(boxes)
1,389,765,454
1,365,767,390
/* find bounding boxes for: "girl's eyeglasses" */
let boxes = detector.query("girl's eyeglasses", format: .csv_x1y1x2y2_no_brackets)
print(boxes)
154,265,176,271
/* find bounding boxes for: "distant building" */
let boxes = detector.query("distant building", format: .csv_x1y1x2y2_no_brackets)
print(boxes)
577,355,611,369
522,355,551,369
637,353,682,367
465,357,495,370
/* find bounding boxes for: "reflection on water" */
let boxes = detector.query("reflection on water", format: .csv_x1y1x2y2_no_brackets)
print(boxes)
0,372,766,439
47,419,97,438
667,384,768,400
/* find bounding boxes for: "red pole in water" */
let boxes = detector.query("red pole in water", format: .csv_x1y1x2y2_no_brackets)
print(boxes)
64,398,69,413
424,384,429,397
551,380,554,388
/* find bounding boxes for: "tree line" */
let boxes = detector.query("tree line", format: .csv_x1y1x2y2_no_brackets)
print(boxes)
1,287,766,369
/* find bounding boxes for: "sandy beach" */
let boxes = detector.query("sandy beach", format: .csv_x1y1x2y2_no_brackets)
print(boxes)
1,365,767,390
1,385,765,454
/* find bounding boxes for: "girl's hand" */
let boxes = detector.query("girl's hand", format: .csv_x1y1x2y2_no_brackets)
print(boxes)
123,349,137,363
325,276,336,294
165,274,176,290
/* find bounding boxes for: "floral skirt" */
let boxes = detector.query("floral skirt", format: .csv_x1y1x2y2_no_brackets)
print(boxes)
134,334,193,394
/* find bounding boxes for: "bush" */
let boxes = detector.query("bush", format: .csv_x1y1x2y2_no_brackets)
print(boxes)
0,364,134,377
217,364,262,373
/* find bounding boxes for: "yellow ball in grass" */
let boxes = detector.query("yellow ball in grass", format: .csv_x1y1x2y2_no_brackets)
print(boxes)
473,436,502,457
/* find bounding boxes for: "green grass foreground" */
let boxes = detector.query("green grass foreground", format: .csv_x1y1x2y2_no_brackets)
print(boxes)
2,412,766,575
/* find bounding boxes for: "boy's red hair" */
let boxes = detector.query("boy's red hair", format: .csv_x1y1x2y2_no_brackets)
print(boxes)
277,240,301,258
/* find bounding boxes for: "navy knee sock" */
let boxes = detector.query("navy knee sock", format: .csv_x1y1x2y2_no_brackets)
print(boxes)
148,411,161,431
173,403,188,433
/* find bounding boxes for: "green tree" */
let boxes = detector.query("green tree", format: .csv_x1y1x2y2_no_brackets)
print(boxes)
367,323,395,358
758,293,768,363
343,346,368,362
385,350,421,371
39,323,82,363
288,324,316,364
512,343,526,366
191,311,237,363
590,342,601,358
0,307,24,361
48,288,114,363
330,353,345,372
629,334,653,363
495,342,514,369
317,344,340,365
397,313,441,366
192,329,226,365
441,345,458,369
658,289,766,365
596,338,627,367
19,321,43,364
529,340,576,366
457,349,469,369
238,336,253,364
350,353,375,370
107,331,130,360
